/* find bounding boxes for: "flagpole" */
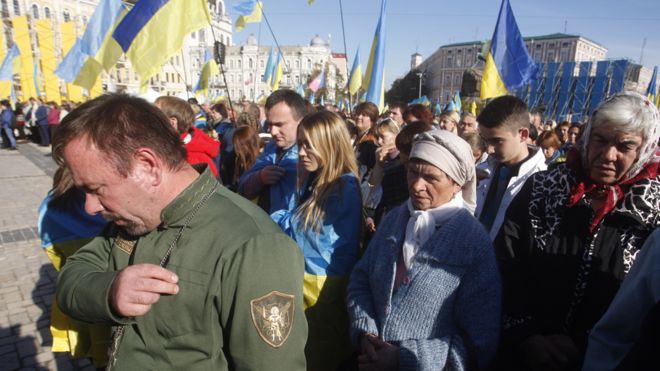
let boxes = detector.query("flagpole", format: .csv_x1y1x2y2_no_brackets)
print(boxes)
207,10,235,120
260,7,290,73
338,0,351,112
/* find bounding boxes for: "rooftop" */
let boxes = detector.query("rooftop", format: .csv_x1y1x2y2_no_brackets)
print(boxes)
441,33,607,50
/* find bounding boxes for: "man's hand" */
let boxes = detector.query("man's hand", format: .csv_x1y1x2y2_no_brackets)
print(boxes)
358,334,399,371
259,165,286,185
109,264,179,317
365,217,376,233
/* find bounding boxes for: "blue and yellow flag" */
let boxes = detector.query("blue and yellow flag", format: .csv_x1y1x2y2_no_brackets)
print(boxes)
480,0,537,100
646,66,657,103
263,47,275,85
271,51,283,90
113,0,211,80
363,0,387,111
0,45,20,81
194,49,219,96
234,1,263,32
348,47,362,95
453,91,462,112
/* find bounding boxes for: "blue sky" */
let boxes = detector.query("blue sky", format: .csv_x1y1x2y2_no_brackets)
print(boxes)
229,0,660,88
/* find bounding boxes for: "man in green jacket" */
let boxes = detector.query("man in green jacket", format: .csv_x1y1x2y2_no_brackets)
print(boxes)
52,94,307,370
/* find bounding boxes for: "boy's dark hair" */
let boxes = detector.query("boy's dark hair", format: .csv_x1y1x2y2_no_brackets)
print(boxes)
265,90,307,121
478,95,529,132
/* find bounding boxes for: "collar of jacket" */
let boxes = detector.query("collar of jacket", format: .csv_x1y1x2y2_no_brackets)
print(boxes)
159,165,217,229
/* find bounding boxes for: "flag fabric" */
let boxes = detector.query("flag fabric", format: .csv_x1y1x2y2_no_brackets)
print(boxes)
113,0,211,80
446,100,456,112
80,0,125,70
36,20,61,103
480,0,538,100
363,0,387,111
233,0,258,15
60,22,84,102
194,49,219,96
434,103,442,116
453,91,462,112
13,16,38,99
55,40,87,83
646,66,657,102
320,95,325,106
348,47,362,95
309,94,315,104
235,1,263,32
0,45,20,81
0,31,11,98
469,101,477,115
271,51,283,90
263,47,275,84
295,84,305,97
309,70,325,93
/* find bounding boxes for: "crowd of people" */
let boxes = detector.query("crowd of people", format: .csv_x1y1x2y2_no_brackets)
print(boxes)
35,88,660,370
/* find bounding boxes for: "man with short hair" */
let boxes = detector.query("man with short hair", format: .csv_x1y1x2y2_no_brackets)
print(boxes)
388,102,406,125
0,100,17,150
238,89,307,213
54,94,307,370
475,95,547,239
458,112,479,135
529,107,544,132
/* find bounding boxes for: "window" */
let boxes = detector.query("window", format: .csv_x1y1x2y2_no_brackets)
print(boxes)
307,58,311,69
547,51,556,61
43,6,49,19
295,60,299,69
63,10,70,22
82,15,87,25
12,0,19,15
446,56,452,67
31,4,38,19
249,58,253,69
199,29,205,42
260,59,264,68
0,0,7,18
237,59,242,69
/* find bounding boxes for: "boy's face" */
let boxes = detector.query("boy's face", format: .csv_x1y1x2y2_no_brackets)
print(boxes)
479,125,528,166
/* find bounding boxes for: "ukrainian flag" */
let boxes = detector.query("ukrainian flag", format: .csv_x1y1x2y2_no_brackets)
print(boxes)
38,190,109,367
348,47,362,95
112,0,211,80
646,66,657,103
363,0,387,111
480,0,538,100
234,1,263,32
194,49,219,96
271,51,283,90
262,47,275,85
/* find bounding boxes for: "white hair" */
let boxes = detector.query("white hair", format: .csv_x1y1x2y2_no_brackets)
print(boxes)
578,91,660,180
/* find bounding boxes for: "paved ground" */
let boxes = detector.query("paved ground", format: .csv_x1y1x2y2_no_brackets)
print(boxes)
0,142,95,371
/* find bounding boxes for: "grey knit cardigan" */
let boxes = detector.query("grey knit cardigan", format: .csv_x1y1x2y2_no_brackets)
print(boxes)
347,205,502,371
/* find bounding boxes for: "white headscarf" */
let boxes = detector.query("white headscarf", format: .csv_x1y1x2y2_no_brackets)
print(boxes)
401,130,476,270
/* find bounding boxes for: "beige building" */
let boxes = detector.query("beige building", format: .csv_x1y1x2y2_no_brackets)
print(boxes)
220,34,347,102
414,33,608,104
0,0,233,99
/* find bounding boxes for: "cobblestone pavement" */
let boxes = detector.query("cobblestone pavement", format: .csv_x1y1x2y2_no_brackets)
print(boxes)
0,142,95,371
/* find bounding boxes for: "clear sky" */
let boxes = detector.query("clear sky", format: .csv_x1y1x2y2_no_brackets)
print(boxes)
228,0,660,88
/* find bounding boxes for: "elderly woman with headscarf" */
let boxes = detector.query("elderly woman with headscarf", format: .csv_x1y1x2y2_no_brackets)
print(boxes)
494,91,660,371
347,129,502,371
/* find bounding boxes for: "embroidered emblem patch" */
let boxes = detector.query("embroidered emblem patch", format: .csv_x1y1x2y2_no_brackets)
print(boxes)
113,235,136,255
250,291,295,348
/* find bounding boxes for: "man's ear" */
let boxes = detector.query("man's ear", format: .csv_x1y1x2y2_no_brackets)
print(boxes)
519,126,529,142
131,148,163,187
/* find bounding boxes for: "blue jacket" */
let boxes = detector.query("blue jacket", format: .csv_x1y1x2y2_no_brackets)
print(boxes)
35,105,48,126
347,205,502,371
271,172,362,371
238,141,298,213
1,108,12,128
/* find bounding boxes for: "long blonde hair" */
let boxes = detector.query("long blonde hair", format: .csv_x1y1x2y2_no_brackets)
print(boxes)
296,111,359,232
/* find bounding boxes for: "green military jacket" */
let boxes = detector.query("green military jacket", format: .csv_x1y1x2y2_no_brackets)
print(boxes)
56,169,307,370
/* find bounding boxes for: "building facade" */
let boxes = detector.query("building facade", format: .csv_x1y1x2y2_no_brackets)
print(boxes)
0,0,233,100
219,34,347,102
413,33,608,104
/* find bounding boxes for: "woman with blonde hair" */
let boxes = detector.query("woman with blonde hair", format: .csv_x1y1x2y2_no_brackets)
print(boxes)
271,110,362,371
438,110,460,134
